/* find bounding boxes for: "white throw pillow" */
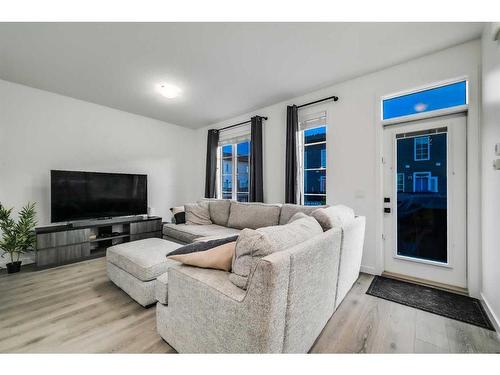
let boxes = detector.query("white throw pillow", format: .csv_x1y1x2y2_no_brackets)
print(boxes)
311,205,355,231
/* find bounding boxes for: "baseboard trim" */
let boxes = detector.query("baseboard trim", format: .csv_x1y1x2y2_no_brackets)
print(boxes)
360,265,378,275
481,292,500,334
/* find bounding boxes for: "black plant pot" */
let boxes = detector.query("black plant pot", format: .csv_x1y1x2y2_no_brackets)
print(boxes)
6,261,22,274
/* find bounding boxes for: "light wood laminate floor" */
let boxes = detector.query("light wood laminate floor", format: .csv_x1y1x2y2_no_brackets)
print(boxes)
1,257,499,353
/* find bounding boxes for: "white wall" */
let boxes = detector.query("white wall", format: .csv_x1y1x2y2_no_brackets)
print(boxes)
0,79,198,225
481,24,500,328
192,40,482,291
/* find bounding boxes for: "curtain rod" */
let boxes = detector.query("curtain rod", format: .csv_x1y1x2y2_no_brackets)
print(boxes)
297,95,339,109
217,116,268,132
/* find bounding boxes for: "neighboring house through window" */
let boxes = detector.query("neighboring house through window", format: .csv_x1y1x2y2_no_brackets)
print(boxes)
397,173,405,192
413,171,435,193
414,136,430,161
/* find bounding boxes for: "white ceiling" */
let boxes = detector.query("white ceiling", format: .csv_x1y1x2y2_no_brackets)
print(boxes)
0,23,483,128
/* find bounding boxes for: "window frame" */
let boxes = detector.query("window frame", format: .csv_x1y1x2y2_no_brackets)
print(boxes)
299,124,327,206
397,173,405,192
217,140,250,202
414,136,431,161
381,77,469,126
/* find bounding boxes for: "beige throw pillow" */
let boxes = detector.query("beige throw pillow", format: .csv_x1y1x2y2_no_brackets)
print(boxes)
184,202,212,225
168,241,236,272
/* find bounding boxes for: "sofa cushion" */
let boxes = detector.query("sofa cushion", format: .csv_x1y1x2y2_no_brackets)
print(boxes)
107,238,181,281
170,265,246,302
201,198,233,226
278,204,328,225
163,223,241,243
311,205,355,231
226,202,281,229
230,215,323,289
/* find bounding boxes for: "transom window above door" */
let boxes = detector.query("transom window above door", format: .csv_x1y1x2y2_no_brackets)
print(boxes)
382,80,467,123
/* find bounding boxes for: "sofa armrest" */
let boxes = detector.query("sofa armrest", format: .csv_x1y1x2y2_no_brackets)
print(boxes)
335,216,366,309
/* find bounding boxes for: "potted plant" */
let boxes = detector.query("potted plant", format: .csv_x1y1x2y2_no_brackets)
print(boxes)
0,202,37,274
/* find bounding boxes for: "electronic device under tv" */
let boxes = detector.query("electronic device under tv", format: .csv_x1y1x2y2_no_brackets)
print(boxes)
51,170,147,223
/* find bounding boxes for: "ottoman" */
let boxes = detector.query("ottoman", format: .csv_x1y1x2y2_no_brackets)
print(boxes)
106,238,182,306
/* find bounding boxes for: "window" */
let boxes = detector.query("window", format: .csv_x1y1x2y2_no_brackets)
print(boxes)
414,136,430,161
299,112,327,206
382,80,467,121
413,172,432,193
397,173,405,192
218,140,250,202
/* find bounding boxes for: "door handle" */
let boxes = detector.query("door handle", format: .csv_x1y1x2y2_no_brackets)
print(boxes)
384,207,391,213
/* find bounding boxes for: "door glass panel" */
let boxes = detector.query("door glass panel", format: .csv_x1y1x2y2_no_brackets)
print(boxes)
237,193,249,202
304,194,326,206
304,126,326,144
304,170,326,194
304,143,326,169
222,144,232,158
222,174,232,192
236,141,250,201
396,131,447,263
237,174,249,192
222,159,232,174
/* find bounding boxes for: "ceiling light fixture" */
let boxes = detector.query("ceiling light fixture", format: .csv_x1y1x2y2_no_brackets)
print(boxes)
158,83,181,99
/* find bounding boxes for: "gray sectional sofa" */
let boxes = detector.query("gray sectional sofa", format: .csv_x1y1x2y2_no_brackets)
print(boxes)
156,200,366,353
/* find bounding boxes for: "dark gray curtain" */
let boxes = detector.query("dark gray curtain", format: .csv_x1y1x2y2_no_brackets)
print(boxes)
249,116,264,202
285,105,298,203
204,129,219,198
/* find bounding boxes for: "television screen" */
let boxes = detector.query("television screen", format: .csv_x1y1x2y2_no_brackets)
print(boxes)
51,170,147,222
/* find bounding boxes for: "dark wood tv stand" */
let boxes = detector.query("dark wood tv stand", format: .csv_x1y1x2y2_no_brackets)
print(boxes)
35,216,162,269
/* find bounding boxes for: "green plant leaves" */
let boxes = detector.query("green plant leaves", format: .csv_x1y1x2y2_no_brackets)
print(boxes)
0,202,37,263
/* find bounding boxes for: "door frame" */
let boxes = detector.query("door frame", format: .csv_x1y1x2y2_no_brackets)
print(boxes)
373,74,482,297
382,118,467,288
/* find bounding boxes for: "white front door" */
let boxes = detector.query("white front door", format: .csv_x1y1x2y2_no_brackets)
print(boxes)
382,115,467,288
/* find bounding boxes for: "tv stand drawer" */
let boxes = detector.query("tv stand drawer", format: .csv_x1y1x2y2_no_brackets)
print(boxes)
36,243,91,267
130,231,162,242
36,228,90,250
130,220,161,235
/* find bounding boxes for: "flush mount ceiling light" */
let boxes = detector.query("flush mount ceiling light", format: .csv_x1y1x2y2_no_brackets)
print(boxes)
157,83,181,99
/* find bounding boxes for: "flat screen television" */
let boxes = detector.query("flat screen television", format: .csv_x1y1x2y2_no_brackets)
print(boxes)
51,170,147,222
